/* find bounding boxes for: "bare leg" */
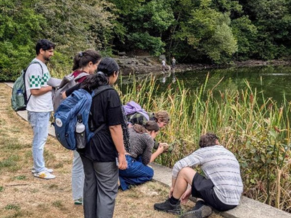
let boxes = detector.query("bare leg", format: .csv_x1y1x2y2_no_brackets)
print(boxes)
172,167,196,199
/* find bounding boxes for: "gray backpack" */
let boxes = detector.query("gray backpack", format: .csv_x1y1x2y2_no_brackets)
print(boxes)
49,72,88,112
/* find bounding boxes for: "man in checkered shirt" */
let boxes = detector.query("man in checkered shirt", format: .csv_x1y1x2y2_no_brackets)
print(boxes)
25,39,56,180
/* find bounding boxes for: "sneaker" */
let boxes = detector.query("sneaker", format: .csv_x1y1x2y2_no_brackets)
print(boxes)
31,167,53,174
154,199,182,214
74,198,83,205
179,201,212,218
34,171,56,179
192,200,205,210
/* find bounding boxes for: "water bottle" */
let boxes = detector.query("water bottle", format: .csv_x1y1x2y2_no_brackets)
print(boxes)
16,89,25,107
75,114,86,149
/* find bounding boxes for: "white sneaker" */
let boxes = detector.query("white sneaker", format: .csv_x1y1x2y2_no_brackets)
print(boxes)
34,171,56,179
31,167,53,174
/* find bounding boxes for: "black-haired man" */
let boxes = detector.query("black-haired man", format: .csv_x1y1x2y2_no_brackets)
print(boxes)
25,39,56,179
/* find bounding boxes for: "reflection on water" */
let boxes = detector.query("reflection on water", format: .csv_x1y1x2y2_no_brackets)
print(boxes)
119,65,291,104
160,70,176,84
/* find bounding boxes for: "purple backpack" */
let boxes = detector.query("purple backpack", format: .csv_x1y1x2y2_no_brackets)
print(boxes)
123,101,149,120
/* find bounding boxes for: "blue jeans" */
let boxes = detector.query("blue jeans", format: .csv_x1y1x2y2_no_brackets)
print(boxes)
119,155,154,191
28,111,50,173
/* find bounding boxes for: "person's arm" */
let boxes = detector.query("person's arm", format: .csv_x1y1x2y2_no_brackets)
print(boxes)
149,144,164,163
109,125,127,170
27,63,52,96
141,135,164,165
30,86,53,96
62,91,67,99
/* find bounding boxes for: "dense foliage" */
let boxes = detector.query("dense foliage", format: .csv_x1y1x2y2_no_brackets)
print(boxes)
0,0,116,81
1,0,291,80
109,0,291,63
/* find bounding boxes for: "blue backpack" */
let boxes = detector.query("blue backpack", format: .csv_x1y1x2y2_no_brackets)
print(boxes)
53,85,113,150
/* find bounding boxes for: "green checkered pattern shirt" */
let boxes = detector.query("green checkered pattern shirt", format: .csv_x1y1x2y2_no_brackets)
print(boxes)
29,73,50,88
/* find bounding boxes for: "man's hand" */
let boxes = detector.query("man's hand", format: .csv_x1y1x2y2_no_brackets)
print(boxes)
180,188,192,204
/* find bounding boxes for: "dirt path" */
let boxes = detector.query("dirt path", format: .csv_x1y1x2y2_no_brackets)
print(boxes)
0,83,222,218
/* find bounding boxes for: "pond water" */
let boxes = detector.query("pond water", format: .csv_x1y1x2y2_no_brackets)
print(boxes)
120,65,291,104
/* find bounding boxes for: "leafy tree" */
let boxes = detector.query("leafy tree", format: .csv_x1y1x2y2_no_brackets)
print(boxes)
171,0,238,63
231,16,257,60
241,0,291,59
0,0,44,80
0,0,117,81
128,32,165,56
35,0,116,57
108,0,175,56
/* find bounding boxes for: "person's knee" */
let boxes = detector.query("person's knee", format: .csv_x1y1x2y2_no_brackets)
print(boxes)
146,167,154,178
179,167,196,184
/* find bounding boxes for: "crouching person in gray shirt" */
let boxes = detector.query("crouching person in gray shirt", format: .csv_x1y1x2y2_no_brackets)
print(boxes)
154,133,243,218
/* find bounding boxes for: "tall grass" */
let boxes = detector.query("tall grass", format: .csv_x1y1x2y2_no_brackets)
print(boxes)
118,75,291,212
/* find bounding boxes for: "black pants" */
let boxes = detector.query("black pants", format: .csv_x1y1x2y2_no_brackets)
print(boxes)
191,173,237,211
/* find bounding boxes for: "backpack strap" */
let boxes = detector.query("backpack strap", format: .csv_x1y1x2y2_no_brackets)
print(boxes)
89,85,114,133
23,61,44,105
92,85,113,97
74,72,89,81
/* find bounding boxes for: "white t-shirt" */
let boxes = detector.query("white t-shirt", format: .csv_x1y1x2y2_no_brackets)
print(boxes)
25,58,53,112
162,60,166,66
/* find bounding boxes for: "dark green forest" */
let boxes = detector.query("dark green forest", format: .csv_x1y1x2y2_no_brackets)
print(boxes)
1,0,291,80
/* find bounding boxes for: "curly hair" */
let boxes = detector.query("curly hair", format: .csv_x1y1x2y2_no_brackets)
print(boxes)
199,133,219,148
154,111,170,124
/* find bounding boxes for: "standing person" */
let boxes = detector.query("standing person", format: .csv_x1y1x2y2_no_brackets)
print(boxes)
162,59,167,71
69,50,101,205
154,133,243,217
78,57,129,218
171,57,176,69
25,39,56,179
119,121,168,191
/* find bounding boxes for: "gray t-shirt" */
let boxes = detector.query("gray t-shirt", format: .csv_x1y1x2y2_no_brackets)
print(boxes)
25,58,53,112
128,128,154,165
172,145,243,205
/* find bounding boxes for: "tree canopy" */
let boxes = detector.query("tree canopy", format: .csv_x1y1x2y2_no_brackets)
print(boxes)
1,0,291,80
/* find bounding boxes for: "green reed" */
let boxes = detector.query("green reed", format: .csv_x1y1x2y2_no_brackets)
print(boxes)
117,75,291,212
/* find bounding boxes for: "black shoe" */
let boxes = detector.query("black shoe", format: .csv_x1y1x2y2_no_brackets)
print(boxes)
192,200,204,210
179,202,212,218
154,199,182,215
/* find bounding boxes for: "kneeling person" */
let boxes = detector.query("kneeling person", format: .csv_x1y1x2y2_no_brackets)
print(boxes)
154,133,243,217
119,121,168,190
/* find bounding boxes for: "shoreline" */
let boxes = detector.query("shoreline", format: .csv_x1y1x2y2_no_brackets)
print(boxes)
116,56,291,76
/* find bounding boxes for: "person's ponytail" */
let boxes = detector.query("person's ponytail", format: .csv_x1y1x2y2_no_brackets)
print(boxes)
81,73,108,91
